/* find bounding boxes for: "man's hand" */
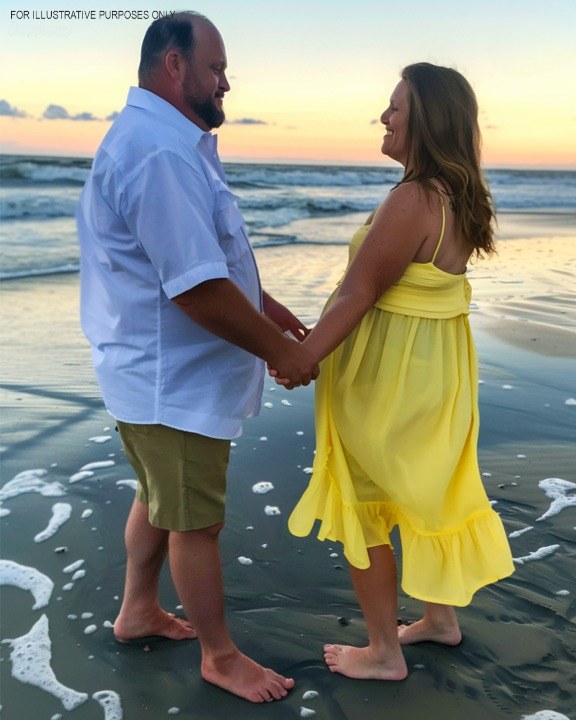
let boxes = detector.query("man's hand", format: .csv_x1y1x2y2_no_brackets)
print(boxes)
267,347,320,390
267,339,319,389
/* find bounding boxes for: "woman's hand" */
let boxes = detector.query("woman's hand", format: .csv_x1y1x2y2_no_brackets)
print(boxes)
262,291,310,341
267,356,319,390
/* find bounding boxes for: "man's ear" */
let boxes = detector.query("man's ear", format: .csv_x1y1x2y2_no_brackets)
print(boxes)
164,49,188,83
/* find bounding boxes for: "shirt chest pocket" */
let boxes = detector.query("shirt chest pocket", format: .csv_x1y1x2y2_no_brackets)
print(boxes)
215,187,244,237
214,187,252,268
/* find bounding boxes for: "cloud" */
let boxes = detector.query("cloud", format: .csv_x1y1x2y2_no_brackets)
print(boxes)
0,99,28,118
43,104,70,120
228,117,268,125
72,112,98,121
42,104,100,121
106,111,119,122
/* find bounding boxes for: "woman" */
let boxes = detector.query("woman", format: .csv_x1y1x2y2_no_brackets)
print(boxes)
277,63,515,680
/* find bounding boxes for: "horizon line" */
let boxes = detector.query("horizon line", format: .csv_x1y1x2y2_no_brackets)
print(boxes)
1,150,576,173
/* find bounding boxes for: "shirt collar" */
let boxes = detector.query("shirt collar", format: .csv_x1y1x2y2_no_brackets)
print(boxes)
126,86,211,148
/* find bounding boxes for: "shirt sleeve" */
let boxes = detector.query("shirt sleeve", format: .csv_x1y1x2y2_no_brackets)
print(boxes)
121,149,229,299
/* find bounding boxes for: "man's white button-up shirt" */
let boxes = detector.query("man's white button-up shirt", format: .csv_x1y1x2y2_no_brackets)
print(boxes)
77,87,264,439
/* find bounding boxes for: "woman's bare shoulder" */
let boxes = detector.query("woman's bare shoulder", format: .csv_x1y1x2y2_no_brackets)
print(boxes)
374,181,431,227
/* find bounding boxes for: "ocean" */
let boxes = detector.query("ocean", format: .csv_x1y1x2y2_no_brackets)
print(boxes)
1,154,575,281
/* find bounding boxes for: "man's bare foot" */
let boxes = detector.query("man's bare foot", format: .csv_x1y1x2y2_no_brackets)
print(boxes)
398,618,462,646
323,643,407,681
114,609,197,642
201,649,294,703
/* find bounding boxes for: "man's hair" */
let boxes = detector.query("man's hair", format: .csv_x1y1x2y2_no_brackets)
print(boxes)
399,62,496,258
138,11,210,85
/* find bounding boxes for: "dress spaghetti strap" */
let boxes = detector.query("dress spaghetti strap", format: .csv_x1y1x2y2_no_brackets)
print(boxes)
431,197,446,265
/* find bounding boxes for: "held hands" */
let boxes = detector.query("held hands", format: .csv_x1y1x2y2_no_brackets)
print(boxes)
267,341,319,390
262,292,319,388
267,365,297,389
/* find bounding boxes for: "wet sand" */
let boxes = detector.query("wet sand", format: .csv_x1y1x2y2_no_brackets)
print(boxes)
1,214,575,720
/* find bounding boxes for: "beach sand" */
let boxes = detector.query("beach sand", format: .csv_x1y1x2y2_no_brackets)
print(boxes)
1,215,575,720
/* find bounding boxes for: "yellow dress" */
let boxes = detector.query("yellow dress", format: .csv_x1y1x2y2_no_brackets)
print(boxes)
289,206,515,607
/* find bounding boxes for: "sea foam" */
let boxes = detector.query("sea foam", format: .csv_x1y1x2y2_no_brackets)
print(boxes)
300,708,316,718
116,479,137,490
521,712,571,720
5,615,89,710
80,461,115,471
69,470,94,483
0,559,54,609
252,482,274,494
536,477,576,521
303,691,319,700
513,544,560,565
63,560,84,574
0,470,66,511
34,503,72,543
508,526,534,538
92,690,124,720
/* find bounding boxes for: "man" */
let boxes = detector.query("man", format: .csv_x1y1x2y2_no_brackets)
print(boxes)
77,11,317,703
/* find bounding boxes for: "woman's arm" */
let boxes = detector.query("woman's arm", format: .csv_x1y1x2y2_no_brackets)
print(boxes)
303,182,430,364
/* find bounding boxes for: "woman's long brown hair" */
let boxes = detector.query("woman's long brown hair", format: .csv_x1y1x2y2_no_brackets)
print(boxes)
400,62,496,258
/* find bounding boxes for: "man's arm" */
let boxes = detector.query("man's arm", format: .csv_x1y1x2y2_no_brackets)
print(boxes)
173,279,318,385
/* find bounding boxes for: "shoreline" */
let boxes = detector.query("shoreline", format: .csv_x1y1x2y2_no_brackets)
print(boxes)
1,210,575,285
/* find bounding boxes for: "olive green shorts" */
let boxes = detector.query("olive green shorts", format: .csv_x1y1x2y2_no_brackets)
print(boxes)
116,422,230,531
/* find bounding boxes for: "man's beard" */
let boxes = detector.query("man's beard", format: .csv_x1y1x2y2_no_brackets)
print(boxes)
190,96,225,129
182,62,225,130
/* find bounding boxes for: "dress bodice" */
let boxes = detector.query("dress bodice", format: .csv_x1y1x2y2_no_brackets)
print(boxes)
339,224,472,319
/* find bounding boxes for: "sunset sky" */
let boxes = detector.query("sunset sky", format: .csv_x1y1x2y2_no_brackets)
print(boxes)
1,0,575,167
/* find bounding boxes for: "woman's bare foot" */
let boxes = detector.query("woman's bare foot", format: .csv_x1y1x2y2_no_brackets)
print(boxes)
398,618,462,646
323,643,407,681
114,609,197,642
201,649,294,703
